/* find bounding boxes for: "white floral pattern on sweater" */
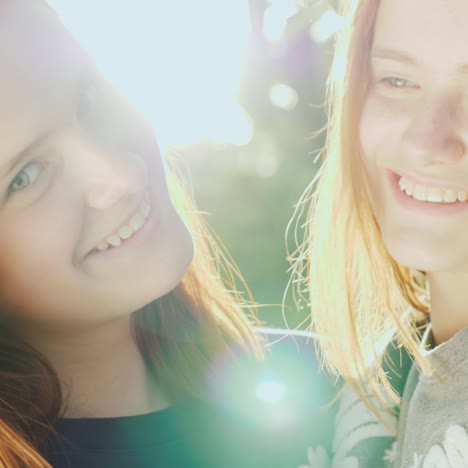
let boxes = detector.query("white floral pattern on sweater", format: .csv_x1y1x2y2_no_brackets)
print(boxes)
408,425,468,468
300,386,397,468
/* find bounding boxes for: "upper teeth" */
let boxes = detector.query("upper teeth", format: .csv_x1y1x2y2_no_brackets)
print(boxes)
95,194,151,252
398,176,468,203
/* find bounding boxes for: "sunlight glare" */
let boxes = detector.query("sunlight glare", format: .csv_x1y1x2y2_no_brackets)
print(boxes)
48,1,252,153
269,83,298,110
263,0,297,41
309,9,346,43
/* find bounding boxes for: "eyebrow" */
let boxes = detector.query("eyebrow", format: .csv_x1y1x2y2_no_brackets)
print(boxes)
372,48,417,65
372,47,468,75
0,132,49,179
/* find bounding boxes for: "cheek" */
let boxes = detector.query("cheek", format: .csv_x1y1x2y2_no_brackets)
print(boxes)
359,93,413,162
359,95,410,189
359,99,382,190
0,201,77,310
358,97,400,216
359,97,388,166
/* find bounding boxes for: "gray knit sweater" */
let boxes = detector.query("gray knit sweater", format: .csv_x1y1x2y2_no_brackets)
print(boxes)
299,342,412,468
394,325,468,467
299,326,468,468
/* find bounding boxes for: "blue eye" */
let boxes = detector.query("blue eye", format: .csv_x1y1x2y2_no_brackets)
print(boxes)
382,77,418,89
8,162,42,194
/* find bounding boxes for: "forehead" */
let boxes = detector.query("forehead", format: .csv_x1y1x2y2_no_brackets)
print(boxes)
0,0,94,160
373,0,468,66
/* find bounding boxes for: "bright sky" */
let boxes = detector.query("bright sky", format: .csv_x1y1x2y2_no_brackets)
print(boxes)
48,1,253,153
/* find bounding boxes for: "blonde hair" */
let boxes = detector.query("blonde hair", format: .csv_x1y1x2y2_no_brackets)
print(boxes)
133,161,263,400
289,0,430,417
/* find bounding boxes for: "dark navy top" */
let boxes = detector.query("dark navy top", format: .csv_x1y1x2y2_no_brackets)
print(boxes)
42,329,337,467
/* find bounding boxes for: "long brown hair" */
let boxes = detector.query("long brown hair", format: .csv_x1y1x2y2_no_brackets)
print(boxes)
288,0,430,421
0,1,265,464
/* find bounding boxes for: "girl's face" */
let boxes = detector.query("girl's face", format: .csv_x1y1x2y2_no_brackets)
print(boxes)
0,0,194,331
359,0,468,273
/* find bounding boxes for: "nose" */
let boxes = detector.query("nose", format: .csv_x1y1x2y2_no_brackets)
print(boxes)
402,93,467,165
73,142,147,210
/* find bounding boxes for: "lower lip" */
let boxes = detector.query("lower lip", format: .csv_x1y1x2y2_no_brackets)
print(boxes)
87,198,160,260
388,170,468,215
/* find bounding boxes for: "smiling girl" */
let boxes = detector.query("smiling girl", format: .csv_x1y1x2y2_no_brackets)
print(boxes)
0,1,272,466
293,0,468,466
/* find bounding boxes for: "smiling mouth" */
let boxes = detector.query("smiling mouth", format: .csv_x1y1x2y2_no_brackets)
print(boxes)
396,175,468,204
92,193,151,253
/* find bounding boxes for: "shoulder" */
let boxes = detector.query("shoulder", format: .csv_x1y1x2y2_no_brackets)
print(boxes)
395,328,468,467
298,337,413,468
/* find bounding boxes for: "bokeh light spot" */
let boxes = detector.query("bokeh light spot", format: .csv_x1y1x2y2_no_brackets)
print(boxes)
269,83,298,110
256,379,286,404
309,9,346,43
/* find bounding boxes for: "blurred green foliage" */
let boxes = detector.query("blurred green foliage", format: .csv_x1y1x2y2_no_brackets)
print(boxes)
188,142,322,329
180,4,333,329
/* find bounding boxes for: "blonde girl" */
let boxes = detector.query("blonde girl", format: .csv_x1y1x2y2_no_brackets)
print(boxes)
293,0,468,466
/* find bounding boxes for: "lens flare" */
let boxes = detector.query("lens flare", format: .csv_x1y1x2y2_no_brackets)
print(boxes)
269,83,299,110
256,379,286,404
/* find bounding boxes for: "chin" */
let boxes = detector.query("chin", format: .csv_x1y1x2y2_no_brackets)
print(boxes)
385,239,468,273
168,224,195,287
154,215,195,296
124,212,195,310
